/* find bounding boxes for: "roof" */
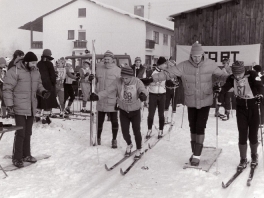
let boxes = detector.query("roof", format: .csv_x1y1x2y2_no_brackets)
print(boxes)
19,0,173,32
168,0,232,20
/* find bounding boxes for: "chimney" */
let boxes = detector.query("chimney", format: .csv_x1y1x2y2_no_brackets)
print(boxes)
134,5,144,17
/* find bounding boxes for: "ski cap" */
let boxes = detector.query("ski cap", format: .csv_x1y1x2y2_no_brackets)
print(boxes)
104,50,114,59
135,57,141,62
190,41,204,56
121,66,134,77
232,61,245,75
23,52,38,63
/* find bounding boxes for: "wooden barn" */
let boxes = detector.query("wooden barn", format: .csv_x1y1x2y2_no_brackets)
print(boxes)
169,0,264,67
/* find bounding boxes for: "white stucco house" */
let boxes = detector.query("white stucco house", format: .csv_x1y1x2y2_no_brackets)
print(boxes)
19,0,174,65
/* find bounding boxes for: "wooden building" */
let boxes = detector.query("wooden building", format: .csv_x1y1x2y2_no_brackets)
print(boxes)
169,0,264,66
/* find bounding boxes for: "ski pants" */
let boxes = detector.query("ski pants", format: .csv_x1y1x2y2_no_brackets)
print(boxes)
80,82,90,102
260,102,264,125
13,115,34,160
119,109,142,149
97,111,118,140
165,87,178,112
147,93,165,130
222,92,233,111
236,103,259,145
64,83,75,104
188,106,210,135
56,87,65,110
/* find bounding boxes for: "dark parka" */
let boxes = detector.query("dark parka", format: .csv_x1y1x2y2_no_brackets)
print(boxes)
37,60,58,109
131,64,146,78
3,61,46,116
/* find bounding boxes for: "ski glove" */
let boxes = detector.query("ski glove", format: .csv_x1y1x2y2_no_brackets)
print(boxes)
90,93,99,101
213,85,221,93
42,90,51,99
6,106,15,117
88,74,95,82
255,94,263,104
140,77,154,85
84,72,90,77
139,92,147,102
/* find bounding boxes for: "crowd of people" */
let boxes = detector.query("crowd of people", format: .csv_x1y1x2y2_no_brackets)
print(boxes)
1,41,264,169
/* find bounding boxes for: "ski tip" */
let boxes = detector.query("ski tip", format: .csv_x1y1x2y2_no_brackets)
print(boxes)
105,164,110,171
222,182,227,189
120,168,125,175
148,143,151,149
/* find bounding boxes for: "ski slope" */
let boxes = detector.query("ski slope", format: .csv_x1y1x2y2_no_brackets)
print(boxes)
0,102,263,198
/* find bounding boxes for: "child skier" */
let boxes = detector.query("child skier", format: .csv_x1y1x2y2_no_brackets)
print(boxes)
216,61,263,169
90,66,148,159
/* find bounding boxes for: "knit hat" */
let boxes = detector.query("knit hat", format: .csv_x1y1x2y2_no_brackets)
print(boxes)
42,49,54,60
157,56,167,66
190,41,204,56
0,57,7,65
66,59,72,65
23,52,38,63
222,58,230,64
121,66,134,77
135,57,141,62
13,50,24,58
84,60,91,65
104,50,114,58
232,61,245,75
253,65,261,73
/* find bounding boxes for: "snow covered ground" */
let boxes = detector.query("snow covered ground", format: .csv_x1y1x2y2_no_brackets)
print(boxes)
0,102,263,198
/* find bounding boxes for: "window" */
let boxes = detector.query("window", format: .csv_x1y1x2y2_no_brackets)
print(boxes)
78,31,86,40
68,30,74,40
78,8,86,17
163,34,168,45
153,31,159,44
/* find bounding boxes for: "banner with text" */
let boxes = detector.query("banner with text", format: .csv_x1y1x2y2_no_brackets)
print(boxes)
176,44,261,66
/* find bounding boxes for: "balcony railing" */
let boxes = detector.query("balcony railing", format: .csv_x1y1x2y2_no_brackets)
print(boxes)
146,39,155,49
31,41,43,49
73,40,87,48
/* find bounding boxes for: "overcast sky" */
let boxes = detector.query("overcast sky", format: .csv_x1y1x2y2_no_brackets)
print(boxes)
0,0,222,57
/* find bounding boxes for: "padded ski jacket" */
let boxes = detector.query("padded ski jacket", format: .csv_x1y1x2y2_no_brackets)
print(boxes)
95,62,121,112
152,57,228,109
98,77,147,112
3,61,46,116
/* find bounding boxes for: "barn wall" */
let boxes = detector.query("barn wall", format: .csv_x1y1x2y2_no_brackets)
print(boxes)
173,0,264,66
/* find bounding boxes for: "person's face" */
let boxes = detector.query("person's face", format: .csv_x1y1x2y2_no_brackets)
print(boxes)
104,57,113,64
191,54,203,64
222,61,230,67
121,76,132,85
28,61,37,68
83,63,89,68
135,61,141,67
234,72,245,80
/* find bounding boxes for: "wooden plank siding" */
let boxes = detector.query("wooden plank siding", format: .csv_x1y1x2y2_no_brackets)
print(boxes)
173,0,264,66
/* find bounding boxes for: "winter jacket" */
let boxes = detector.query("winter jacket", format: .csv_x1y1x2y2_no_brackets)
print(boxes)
79,67,90,83
98,77,147,112
219,70,263,107
3,61,46,116
95,62,121,112
65,66,76,84
152,57,228,109
149,70,166,94
131,64,146,78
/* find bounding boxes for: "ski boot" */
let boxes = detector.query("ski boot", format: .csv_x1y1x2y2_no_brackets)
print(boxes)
97,138,101,145
189,141,196,163
134,149,142,159
158,130,163,139
125,144,133,157
190,143,203,166
35,116,41,122
112,139,117,149
45,116,51,125
12,158,24,168
251,154,258,168
146,130,152,139
23,156,37,163
237,158,248,171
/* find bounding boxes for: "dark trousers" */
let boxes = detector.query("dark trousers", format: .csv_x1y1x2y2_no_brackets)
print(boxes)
13,115,34,160
236,104,259,145
260,103,264,125
64,83,75,104
97,111,118,140
148,93,166,130
188,106,210,135
120,109,142,149
223,92,233,110
165,88,178,112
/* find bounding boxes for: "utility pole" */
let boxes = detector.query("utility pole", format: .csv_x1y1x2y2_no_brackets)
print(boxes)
148,2,151,19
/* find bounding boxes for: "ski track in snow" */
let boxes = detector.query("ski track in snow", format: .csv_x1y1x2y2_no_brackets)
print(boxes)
0,104,263,198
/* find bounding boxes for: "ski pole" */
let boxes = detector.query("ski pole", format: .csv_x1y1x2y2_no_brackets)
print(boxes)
230,97,233,118
214,94,220,175
181,104,185,128
257,104,264,167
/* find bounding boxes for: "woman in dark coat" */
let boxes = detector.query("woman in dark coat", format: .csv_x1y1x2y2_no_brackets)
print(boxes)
36,49,58,123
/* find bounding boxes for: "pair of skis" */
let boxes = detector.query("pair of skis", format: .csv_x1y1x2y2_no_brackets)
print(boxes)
222,163,257,188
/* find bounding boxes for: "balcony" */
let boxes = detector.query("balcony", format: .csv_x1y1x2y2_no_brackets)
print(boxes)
31,41,43,49
146,39,155,49
73,40,87,49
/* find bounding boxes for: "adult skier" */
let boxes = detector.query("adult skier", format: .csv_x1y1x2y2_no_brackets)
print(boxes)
217,61,263,169
141,42,229,166
90,66,148,158
131,57,146,78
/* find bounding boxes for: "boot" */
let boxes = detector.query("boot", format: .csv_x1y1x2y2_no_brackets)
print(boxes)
125,144,133,156
250,143,259,167
189,141,196,162
112,139,117,149
45,116,51,125
191,143,203,166
146,130,152,139
134,149,142,159
35,116,41,122
237,144,248,170
12,158,24,168
97,138,101,145
158,130,163,139
23,156,37,163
